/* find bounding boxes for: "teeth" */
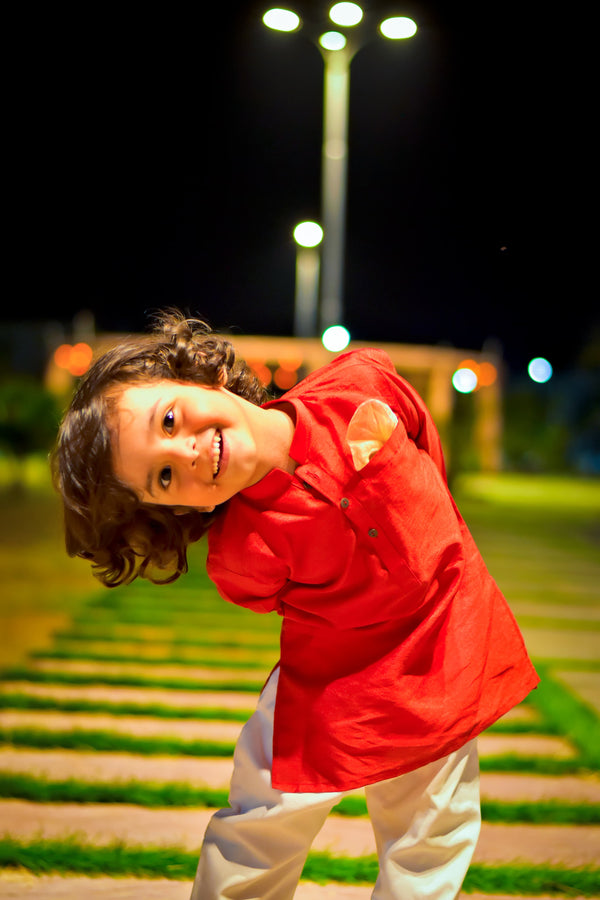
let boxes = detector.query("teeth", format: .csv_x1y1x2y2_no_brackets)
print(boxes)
212,431,222,477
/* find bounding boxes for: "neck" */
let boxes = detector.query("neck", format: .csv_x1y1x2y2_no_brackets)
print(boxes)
259,405,297,476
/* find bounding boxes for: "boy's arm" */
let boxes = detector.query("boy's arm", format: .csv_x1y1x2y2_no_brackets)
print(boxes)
207,548,287,616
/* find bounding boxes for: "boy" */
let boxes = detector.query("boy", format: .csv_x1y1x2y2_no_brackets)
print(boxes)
52,311,538,899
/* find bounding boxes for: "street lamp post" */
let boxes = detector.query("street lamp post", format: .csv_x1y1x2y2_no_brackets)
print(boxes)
319,38,351,332
293,221,323,337
263,4,417,337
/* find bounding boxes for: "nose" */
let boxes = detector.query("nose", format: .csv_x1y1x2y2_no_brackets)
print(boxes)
172,434,198,465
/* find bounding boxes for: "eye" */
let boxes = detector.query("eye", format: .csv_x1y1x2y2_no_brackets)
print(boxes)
163,409,175,434
159,466,172,490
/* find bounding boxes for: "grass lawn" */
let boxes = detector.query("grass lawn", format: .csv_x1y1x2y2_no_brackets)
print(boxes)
0,465,598,891
1,465,598,668
0,460,99,666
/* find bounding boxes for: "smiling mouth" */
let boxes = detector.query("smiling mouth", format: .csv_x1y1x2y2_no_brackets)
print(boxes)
212,430,223,479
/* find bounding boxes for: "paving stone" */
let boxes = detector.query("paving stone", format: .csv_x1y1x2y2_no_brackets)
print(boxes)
3,555,599,898
497,704,540,724
0,710,243,743
2,749,598,803
2,800,599,866
0,682,256,711
519,626,600,662
479,771,600,803
0,878,588,900
553,669,600,716
510,600,600,622
0,873,192,899
0,712,577,760
31,660,269,683
477,733,576,758
0,748,235,786
53,639,274,663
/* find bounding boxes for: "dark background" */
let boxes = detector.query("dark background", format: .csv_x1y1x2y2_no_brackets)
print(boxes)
5,1,596,378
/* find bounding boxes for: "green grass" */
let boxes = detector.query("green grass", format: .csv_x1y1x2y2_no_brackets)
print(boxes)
0,667,265,693
1,473,599,892
453,474,600,608
31,648,274,670
1,772,597,824
0,772,231,809
0,690,555,732
0,838,598,894
0,691,253,720
529,667,600,769
54,628,281,648
0,725,586,774
0,726,236,758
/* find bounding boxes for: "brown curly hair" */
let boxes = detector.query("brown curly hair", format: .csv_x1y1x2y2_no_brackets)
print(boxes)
50,310,269,587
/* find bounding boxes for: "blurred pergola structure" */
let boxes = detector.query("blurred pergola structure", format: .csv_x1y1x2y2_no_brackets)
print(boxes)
229,336,503,472
46,334,503,472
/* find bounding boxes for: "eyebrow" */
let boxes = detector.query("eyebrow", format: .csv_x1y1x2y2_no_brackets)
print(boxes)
144,400,161,498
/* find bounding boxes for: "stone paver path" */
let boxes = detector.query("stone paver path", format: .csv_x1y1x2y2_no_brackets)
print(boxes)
1,525,599,899
0,877,590,900
2,800,599,867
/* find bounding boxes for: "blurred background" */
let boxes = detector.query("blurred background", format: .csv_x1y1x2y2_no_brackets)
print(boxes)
2,0,597,479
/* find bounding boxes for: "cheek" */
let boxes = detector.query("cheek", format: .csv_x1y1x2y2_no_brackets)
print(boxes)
112,435,144,493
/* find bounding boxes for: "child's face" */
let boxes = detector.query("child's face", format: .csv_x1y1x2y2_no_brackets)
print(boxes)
110,380,263,511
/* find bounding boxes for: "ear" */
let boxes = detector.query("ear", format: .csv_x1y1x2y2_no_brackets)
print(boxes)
216,366,228,387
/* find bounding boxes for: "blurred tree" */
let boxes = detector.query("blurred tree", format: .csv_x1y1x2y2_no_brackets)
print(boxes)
0,378,62,485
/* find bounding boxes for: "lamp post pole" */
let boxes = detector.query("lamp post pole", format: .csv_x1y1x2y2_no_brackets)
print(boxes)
293,221,323,337
263,5,417,337
319,44,351,332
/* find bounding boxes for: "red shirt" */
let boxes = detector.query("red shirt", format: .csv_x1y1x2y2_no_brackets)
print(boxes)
207,349,539,791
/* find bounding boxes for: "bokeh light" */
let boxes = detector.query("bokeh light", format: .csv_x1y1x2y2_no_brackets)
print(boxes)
455,359,498,391
278,354,304,372
329,2,363,26
528,357,553,383
53,342,93,377
478,361,498,387
379,16,417,39
319,31,347,50
273,367,299,390
262,8,301,32
452,367,478,394
249,360,272,387
322,325,350,352
293,221,323,247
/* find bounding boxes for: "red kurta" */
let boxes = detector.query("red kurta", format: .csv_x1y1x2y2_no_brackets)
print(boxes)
207,349,539,792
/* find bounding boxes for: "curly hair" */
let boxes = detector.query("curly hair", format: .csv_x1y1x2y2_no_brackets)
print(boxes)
50,310,269,587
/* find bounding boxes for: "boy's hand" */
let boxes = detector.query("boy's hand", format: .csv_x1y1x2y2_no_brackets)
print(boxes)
346,400,398,471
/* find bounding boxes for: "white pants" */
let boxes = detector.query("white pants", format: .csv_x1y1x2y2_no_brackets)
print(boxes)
191,669,481,900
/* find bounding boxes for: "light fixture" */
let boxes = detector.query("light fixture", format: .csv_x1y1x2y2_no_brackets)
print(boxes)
319,31,347,51
329,2,363,27
380,16,417,39
263,8,301,32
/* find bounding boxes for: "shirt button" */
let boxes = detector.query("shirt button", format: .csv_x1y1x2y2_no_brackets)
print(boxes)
340,497,350,509
368,528,378,538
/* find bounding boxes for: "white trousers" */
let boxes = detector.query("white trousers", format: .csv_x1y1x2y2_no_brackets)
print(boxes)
190,669,481,900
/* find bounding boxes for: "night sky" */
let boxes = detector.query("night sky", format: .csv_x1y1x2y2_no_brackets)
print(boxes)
7,1,595,377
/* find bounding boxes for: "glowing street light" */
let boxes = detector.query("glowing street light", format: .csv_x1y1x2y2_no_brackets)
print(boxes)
379,16,418,39
528,357,553,383
452,367,479,394
329,2,363,27
319,31,347,51
322,324,351,352
263,4,417,334
293,221,323,337
262,8,300,32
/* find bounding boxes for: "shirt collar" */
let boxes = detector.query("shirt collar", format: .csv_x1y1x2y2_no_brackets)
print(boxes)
239,396,309,502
